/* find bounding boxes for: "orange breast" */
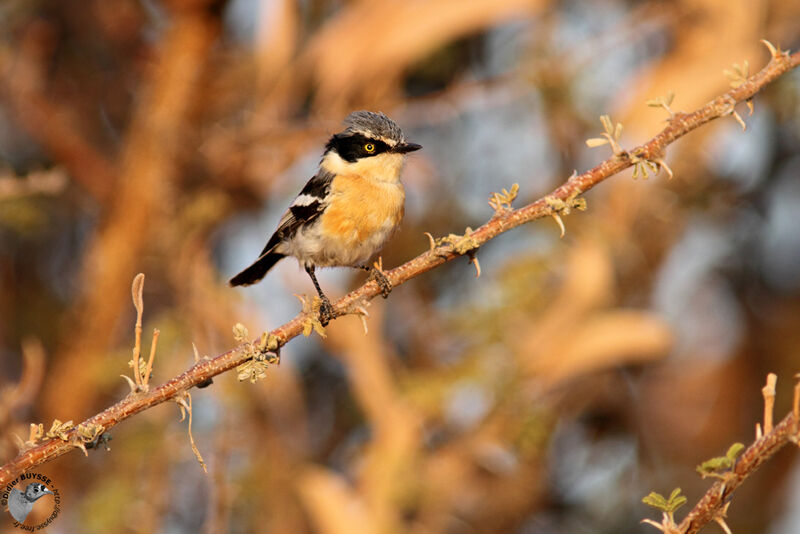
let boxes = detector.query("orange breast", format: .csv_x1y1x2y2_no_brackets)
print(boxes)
320,174,405,245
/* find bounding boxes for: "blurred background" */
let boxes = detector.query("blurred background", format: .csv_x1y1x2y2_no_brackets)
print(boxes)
1,0,800,532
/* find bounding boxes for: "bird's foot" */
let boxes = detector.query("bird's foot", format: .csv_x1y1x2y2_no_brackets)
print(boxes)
361,263,392,298
318,297,334,326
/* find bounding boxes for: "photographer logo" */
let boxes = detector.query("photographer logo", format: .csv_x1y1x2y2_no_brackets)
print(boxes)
2,473,60,531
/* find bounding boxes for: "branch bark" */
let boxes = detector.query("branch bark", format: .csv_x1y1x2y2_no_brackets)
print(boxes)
678,409,799,534
1,47,798,505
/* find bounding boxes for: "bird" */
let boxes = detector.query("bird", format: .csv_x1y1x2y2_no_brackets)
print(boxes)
229,111,422,326
7,482,53,523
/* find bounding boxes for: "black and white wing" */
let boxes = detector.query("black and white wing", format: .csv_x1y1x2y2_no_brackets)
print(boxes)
229,169,334,287
260,168,334,254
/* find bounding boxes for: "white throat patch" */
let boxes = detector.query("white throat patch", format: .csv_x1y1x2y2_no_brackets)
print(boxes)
321,151,406,184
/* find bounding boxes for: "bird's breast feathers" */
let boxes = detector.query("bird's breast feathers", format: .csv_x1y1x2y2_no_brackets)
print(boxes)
322,174,405,241
280,173,404,267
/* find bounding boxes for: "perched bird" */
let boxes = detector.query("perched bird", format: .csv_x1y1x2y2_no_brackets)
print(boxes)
8,482,53,523
229,111,421,325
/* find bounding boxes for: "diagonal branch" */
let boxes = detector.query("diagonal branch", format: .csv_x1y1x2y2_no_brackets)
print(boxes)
678,409,798,534
1,47,799,487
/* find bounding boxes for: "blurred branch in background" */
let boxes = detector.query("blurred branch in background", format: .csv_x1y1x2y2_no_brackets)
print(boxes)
0,167,67,200
40,0,225,421
0,23,116,202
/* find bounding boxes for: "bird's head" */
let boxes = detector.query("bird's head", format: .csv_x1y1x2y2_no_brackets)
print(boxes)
321,111,421,182
24,483,53,502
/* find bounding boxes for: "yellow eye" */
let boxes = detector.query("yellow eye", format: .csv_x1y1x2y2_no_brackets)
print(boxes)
364,143,375,153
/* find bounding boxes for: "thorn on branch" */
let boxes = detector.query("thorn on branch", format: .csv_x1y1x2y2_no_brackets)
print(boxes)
586,114,625,155
731,110,747,131
552,213,565,238
760,39,789,60
761,39,778,58
713,503,733,534
71,440,88,457
467,250,481,278
121,374,137,394
719,95,748,132
545,194,587,237
345,298,371,335
424,232,436,253
656,159,675,180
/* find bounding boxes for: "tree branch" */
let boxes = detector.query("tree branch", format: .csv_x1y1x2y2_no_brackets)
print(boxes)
678,408,798,533
1,45,798,487
644,374,800,534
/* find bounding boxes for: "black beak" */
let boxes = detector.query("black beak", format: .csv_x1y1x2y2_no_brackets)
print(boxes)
393,142,422,154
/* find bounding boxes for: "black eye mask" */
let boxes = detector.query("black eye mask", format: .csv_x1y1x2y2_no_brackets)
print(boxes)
325,133,390,162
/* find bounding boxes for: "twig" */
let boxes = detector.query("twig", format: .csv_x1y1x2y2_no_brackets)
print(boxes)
677,377,800,534
176,392,206,473
144,329,160,389
131,274,145,388
1,46,798,486
0,168,68,200
762,373,777,435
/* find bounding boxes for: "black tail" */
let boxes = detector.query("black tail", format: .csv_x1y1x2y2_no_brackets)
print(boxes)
229,252,285,287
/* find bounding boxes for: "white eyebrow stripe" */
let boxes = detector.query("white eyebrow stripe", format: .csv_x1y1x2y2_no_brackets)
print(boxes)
349,129,400,146
379,136,399,146
291,193,323,207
